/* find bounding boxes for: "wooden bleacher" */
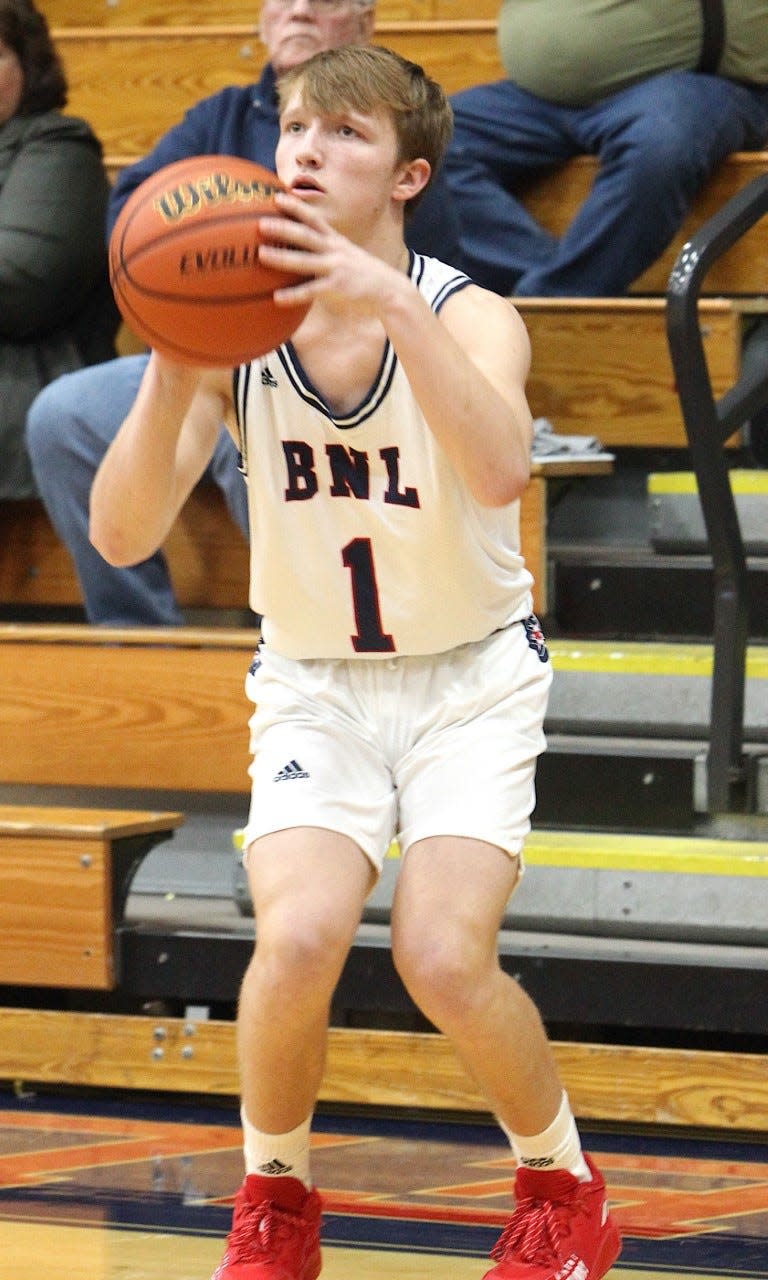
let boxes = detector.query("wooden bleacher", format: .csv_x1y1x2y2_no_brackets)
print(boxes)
41,0,768,456
7,3,767,613
0,805,184,988
0,456,610,622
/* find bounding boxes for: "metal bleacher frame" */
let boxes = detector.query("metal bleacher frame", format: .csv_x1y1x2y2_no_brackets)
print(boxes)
667,173,768,817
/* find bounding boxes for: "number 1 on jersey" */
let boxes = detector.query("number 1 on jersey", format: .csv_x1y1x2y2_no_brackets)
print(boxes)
342,537,395,653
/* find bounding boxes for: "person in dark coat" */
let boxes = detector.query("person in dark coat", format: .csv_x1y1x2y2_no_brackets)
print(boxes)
0,0,117,499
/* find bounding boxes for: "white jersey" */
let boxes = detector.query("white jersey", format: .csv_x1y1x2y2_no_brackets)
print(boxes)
233,253,534,660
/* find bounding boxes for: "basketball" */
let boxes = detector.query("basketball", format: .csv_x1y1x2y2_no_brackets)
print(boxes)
108,155,311,367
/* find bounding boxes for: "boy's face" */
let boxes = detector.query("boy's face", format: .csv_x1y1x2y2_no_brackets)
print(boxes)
276,89,424,234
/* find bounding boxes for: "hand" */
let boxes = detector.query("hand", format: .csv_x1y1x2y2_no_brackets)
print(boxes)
256,191,407,318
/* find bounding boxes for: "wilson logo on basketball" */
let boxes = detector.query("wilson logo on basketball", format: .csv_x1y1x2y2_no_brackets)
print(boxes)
153,173,281,223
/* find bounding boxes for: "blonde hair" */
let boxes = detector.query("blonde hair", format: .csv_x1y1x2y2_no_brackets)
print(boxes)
277,44,453,206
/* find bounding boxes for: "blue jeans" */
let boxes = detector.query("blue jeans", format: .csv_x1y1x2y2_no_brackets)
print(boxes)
445,71,768,296
25,354,250,626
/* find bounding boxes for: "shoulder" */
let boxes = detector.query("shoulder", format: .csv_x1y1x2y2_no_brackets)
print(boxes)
409,252,472,310
439,280,531,375
183,77,276,124
411,254,526,336
8,110,101,149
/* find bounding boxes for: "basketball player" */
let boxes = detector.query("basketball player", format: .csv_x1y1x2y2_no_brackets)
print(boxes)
89,45,621,1280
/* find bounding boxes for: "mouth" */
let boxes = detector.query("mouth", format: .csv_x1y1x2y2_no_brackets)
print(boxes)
291,177,324,195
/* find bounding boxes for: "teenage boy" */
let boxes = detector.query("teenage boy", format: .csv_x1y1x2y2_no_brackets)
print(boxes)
89,45,621,1280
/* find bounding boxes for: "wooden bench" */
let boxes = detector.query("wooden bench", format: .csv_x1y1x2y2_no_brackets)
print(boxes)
103,148,768,300
0,1007,764,1130
2,630,766,1127
0,455,610,623
0,624,254,792
0,805,183,989
519,296,758,448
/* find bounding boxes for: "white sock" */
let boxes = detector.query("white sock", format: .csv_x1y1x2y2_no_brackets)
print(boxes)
241,1106,313,1188
501,1092,592,1182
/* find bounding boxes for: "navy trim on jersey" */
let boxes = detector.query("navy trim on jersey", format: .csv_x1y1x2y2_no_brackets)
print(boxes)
233,363,251,474
234,253,474,451
276,339,398,431
408,250,471,314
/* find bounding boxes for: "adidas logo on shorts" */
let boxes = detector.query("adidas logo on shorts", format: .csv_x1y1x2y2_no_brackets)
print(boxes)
273,759,310,782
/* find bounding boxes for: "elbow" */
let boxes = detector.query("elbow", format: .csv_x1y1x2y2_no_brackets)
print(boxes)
89,513,149,568
473,459,531,508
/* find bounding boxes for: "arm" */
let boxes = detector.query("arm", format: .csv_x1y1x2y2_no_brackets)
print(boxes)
374,280,532,507
89,353,232,567
260,193,532,506
0,118,111,338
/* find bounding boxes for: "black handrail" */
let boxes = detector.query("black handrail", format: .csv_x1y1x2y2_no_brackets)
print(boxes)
666,172,768,814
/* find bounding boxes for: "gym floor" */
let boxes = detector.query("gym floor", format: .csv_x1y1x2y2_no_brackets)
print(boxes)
0,1090,767,1279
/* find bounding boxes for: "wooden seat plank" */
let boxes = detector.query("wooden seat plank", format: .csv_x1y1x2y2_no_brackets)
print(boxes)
517,297,743,447
0,805,184,841
0,806,183,990
0,1009,764,1130
0,625,254,793
0,454,593,618
55,28,502,156
45,0,501,24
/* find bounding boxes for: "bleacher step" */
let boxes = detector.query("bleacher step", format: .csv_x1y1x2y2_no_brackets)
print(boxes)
549,551,768,638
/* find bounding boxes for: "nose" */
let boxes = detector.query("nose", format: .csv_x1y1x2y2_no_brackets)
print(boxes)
296,123,322,167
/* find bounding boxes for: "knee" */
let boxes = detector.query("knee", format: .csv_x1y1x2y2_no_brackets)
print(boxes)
252,915,352,1003
26,375,74,465
392,924,488,1029
607,76,727,190
26,366,108,477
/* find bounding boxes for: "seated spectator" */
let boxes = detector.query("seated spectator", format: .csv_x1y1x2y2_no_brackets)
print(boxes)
444,0,768,297
26,0,462,627
0,0,118,501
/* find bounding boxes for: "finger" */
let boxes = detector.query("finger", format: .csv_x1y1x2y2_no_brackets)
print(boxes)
258,241,325,273
257,213,320,248
273,278,322,306
273,190,325,226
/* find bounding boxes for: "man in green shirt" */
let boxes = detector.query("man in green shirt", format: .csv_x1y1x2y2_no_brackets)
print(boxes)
444,0,768,295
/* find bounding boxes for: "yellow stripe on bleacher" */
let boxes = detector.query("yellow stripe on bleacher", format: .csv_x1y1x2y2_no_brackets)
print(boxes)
525,829,768,877
547,640,768,680
384,831,768,876
648,468,768,496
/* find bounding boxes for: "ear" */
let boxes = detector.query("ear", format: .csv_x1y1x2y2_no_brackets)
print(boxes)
356,6,376,40
392,157,431,206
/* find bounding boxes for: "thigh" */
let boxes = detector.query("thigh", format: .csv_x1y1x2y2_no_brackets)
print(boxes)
449,80,576,176
396,619,552,859
244,826,375,952
582,71,768,167
392,832,522,949
28,354,149,452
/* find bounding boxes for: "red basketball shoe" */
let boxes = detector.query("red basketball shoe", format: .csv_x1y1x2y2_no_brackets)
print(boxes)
483,1154,621,1280
211,1174,322,1280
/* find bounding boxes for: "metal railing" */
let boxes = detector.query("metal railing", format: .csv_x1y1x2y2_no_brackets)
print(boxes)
666,172,768,814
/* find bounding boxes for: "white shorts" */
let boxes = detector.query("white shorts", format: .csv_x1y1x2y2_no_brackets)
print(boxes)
241,618,553,873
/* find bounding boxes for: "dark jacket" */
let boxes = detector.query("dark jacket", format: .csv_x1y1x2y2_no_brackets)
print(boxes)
0,110,119,499
108,64,464,266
